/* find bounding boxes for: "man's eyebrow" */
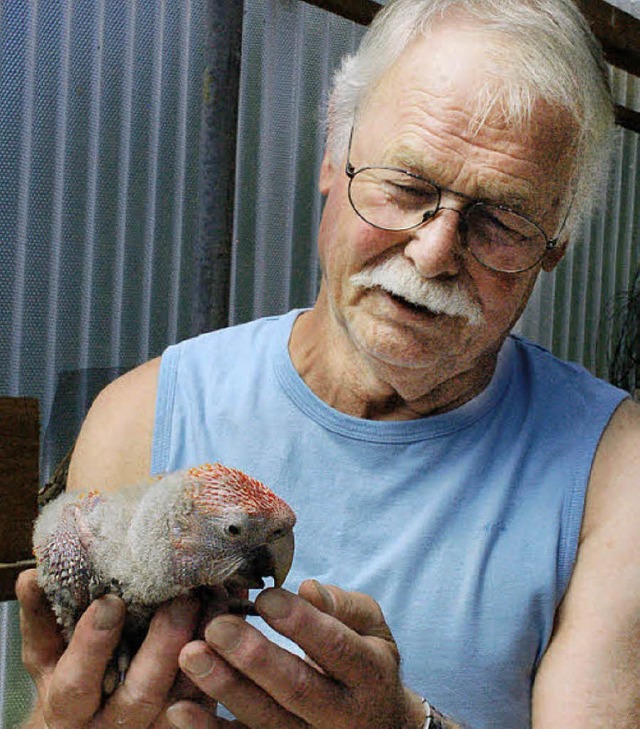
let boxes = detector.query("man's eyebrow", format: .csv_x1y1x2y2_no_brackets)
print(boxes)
385,147,534,213
386,147,435,177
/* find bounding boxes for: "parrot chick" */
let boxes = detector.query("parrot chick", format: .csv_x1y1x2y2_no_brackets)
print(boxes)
33,462,296,691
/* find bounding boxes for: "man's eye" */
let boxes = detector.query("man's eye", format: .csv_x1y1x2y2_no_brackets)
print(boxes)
392,183,426,196
476,209,535,243
386,182,437,206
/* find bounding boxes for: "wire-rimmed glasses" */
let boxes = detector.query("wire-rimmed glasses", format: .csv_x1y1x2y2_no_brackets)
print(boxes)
345,129,561,274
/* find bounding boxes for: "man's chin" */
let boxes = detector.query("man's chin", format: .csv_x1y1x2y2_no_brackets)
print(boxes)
346,313,462,372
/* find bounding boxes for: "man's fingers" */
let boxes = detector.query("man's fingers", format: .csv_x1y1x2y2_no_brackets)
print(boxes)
97,594,200,727
16,569,65,682
179,640,310,728
256,587,398,687
45,593,126,728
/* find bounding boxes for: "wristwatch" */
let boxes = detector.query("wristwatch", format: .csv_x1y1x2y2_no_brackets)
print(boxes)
421,698,448,729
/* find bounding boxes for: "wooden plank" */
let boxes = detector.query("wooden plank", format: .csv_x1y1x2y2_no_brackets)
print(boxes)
575,0,640,77
615,103,640,133
0,397,40,601
0,561,36,603
299,0,381,25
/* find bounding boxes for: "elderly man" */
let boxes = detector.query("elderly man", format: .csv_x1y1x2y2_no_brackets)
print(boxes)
17,0,640,727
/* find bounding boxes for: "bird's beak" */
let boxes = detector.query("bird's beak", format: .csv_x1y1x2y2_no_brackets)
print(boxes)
269,529,295,588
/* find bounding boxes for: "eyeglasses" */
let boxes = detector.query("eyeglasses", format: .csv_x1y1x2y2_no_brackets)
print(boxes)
345,129,561,274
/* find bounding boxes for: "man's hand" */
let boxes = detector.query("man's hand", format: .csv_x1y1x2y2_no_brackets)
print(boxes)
16,569,219,728
176,579,426,729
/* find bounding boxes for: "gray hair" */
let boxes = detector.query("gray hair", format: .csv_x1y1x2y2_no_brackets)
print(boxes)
326,0,615,236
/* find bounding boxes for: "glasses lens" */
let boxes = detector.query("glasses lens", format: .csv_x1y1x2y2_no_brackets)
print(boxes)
349,168,439,230
465,204,547,273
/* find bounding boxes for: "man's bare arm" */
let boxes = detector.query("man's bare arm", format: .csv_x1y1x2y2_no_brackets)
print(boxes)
66,357,161,494
532,398,640,726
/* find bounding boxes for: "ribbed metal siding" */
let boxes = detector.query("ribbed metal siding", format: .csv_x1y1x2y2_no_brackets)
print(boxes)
0,0,207,422
231,0,365,324
0,2,208,724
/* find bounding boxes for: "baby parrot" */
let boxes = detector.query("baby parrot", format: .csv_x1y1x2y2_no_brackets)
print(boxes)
33,462,296,689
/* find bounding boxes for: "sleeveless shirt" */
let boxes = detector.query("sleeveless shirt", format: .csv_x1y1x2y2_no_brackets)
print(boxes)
151,309,627,728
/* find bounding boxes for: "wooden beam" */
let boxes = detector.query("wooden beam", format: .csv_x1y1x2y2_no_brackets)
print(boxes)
615,103,640,133
0,561,37,603
575,0,640,77
299,0,381,25
193,0,245,334
0,397,40,602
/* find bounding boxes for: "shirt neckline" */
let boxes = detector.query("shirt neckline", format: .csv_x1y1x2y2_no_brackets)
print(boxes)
273,309,514,443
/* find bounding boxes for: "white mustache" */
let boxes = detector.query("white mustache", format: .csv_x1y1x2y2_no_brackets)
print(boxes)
350,256,484,326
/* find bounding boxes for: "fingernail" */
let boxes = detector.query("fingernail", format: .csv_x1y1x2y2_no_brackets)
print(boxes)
205,617,242,651
312,580,334,613
166,703,195,729
257,588,291,620
93,595,124,631
167,702,217,729
181,649,214,678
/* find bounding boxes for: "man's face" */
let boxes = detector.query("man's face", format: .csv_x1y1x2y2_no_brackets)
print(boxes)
317,27,573,379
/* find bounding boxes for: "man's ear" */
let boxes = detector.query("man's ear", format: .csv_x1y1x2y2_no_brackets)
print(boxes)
541,239,569,272
319,151,338,195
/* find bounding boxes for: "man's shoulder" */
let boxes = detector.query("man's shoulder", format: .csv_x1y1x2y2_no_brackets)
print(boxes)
509,333,627,401
66,358,161,493
585,397,640,531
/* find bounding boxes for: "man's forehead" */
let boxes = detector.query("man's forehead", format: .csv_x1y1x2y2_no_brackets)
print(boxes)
361,23,571,143
354,51,574,215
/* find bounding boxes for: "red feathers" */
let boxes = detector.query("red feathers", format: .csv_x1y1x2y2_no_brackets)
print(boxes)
187,463,294,522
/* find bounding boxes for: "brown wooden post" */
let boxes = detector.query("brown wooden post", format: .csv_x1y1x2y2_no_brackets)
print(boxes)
0,397,39,601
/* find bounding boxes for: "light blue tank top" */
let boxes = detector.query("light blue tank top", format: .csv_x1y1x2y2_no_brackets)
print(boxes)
152,309,627,728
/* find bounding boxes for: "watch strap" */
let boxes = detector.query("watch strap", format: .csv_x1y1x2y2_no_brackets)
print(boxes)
421,697,448,729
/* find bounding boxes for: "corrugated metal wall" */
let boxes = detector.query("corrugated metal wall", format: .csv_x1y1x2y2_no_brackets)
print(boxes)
231,0,365,324
0,0,638,724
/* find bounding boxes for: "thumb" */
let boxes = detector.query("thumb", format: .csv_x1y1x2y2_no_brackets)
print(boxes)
17,570,65,685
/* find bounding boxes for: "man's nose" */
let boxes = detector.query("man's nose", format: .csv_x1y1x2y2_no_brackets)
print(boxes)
403,207,463,278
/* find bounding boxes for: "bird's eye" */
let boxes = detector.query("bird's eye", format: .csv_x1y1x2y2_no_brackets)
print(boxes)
227,524,242,537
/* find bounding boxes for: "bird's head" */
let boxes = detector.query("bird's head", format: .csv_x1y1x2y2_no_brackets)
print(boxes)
170,463,296,595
